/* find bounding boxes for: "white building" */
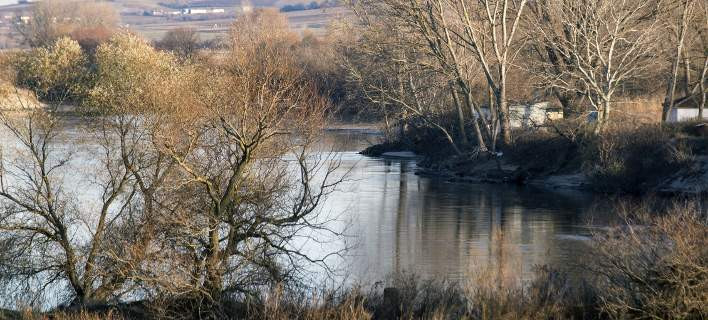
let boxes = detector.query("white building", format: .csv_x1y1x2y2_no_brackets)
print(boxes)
667,107,708,122
475,102,563,129
181,8,225,15
509,102,563,128
183,8,208,14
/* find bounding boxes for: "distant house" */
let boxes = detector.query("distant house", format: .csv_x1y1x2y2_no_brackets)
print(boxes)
475,102,562,129
181,8,226,15
509,102,563,128
667,107,708,122
183,8,208,14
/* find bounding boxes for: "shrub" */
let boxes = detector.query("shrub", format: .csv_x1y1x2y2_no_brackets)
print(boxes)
86,32,179,113
589,200,708,319
580,123,695,194
13,37,88,102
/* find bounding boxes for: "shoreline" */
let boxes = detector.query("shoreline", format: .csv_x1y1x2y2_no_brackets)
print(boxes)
361,144,708,197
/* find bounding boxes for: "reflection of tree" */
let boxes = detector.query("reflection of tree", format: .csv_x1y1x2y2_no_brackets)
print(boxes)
390,178,595,279
394,161,409,274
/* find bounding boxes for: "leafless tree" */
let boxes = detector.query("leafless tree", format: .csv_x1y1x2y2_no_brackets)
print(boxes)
525,0,587,118
446,0,529,145
342,6,472,154
533,0,662,133
684,1,707,118
134,14,346,308
1,26,345,312
662,0,697,122
156,27,202,61
0,105,148,305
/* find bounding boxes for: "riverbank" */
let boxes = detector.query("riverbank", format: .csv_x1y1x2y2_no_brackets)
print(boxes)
363,121,708,196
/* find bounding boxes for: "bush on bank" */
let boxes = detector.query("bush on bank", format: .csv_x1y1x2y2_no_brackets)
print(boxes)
373,117,707,195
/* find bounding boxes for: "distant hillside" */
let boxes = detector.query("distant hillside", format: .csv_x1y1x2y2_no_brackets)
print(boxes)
107,0,326,12
150,0,292,9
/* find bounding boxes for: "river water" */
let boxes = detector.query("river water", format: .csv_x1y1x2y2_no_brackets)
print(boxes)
315,129,605,285
0,122,608,295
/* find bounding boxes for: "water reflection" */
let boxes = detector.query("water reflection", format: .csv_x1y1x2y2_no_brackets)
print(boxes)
320,130,604,284
0,124,607,289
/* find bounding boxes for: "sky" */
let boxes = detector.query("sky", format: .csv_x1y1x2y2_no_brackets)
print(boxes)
0,0,16,6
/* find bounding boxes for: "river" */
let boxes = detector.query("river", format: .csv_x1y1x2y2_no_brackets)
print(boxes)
312,129,606,285
0,122,609,297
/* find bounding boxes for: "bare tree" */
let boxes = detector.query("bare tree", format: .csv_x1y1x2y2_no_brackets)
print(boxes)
342,5,472,154
685,1,707,118
129,15,346,308
350,0,506,153
156,27,202,61
1,28,345,311
662,0,697,122
446,0,529,145
534,0,661,133
525,0,587,119
0,105,148,304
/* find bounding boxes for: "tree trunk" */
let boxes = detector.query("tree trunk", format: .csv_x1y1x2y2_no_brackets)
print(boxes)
450,85,469,146
683,55,691,98
662,0,691,122
463,92,487,151
556,90,583,119
462,86,489,151
497,86,512,145
699,56,707,119
204,225,223,302
593,100,611,135
496,65,512,145
662,54,683,122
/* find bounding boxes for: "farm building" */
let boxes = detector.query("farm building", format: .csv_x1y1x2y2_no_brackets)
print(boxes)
509,102,563,128
475,102,562,128
667,107,708,122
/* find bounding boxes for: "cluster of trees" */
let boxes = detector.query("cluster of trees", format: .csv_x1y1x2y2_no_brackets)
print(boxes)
15,0,118,52
341,0,707,154
0,8,342,316
154,27,212,61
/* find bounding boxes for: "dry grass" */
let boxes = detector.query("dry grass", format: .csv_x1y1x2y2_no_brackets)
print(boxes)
581,121,697,193
614,96,664,124
507,117,702,194
589,200,708,319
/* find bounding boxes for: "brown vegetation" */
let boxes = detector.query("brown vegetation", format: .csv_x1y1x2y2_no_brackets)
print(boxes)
345,0,707,156
15,0,119,49
0,0,706,318
0,10,342,316
155,28,201,61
